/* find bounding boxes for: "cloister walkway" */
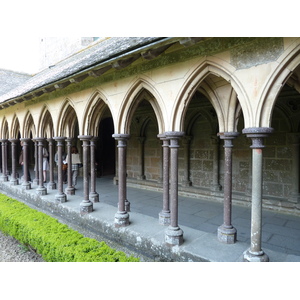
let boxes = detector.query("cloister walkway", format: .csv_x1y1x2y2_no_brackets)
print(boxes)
1,172,300,262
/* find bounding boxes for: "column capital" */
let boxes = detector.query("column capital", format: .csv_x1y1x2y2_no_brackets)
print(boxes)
218,131,240,139
242,127,274,149
8,138,19,143
78,135,93,141
53,137,66,145
165,131,185,139
0,138,8,142
112,133,130,140
20,138,31,144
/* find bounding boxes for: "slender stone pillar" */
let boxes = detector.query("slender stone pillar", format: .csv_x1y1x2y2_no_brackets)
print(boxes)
20,138,31,190
35,138,47,195
181,136,192,187
9,139,19,185
65,138,75,195
288,133,300,203
32,139,39,186
217,132,239,244
211,135,222,191
78,135,93,215
0,139,8,182
89,137,99,202
242,127,273,262
47,138,56,190
157,134,171,225
54,137,67,203
137,137,146,180
164,131,184,246
112,134,130,227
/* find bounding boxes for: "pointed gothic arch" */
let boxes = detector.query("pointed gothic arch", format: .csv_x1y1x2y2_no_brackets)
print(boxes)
57,99,78,137
23,111,36,138
118,78,165,134
10,114,21,139
38,106,54,138
82,90,113,136
259,41,300,127
172,59,249,133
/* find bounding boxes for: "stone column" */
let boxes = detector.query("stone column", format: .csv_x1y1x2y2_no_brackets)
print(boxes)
89,137,99,202
0,139,8,182
47,138,56,190
288,133,300,203
211,135,222,192
35,137,47,195
78,135,93,215
181,136,192,187
54,137,67,203
217,132,239,244
157,134,171,225
0,139,8,181
164,131,184,246
112,134,130,227
20,138,31,190
32,139,39,186
65,138,75,195
242,127,273,262
9,139,19,185
137,136,146,180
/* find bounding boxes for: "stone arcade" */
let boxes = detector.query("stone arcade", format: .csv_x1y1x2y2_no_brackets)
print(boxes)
1,37,300,262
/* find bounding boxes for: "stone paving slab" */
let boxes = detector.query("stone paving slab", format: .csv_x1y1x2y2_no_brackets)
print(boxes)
1,176,300,262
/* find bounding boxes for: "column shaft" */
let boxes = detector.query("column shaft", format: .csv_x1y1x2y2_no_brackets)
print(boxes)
0,139,8,181
158,134,170,225
20,138,31,190
9,139,19,185
242,127,273,262
165,131,184,246
217,132,239,244
112,134,130,227
54,137,67,203
36,138,47,195
47,138,56,189
65,138,75,195
89,137,99,202
78,135,93,214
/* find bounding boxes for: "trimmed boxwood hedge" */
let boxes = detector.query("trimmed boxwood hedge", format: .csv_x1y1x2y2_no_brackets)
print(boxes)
0,194,139,262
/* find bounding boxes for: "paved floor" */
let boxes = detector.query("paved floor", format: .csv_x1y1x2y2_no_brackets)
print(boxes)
1,173,300,262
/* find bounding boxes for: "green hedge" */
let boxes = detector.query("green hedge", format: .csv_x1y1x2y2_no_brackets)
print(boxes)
0,194,139,262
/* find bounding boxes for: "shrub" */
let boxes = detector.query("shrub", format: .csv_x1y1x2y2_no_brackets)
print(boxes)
0,194,139,262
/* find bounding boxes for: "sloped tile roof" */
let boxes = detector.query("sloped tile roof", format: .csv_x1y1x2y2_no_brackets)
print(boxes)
0,37,168,104
0,69,32,96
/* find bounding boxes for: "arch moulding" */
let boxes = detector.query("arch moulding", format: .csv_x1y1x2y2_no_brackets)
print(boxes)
172,58,251,132
117,77,166,135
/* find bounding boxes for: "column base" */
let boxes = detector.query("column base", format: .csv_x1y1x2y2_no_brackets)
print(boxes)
159,210,171,225
1,175,8,182
165,226,184,246
65,186,75,195
22,182,31,190
47,182,56,190
218,224,237,244
55,193,67,203
10,178,19,186
114,211,130,227
80,201,93,215
89,192,99,203
36,186,47,196
32,178,39,186
125,199,130,212
243,249,269,262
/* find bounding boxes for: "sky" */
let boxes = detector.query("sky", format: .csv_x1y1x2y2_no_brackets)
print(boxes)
0,37,40,74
